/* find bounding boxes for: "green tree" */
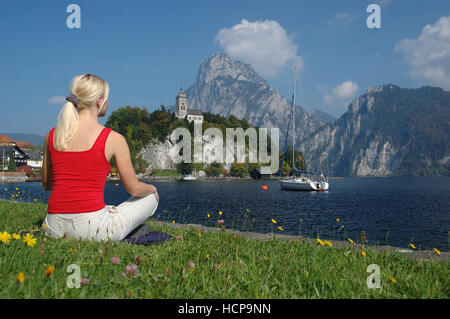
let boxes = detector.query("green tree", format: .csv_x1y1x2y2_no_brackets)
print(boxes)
177,161,193,175
7,149,17,172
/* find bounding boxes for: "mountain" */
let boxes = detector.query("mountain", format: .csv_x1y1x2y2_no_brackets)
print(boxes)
0,133,44,146
185,52,326,143
309,109,336,124
300,84,450,176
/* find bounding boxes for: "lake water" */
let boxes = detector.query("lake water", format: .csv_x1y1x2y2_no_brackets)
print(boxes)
1,177,449,251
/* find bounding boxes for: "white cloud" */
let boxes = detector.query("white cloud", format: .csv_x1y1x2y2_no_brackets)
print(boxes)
48,96,66,105
395,15,450,90
329,13,356,25
323,81,359,106
214,19,303,78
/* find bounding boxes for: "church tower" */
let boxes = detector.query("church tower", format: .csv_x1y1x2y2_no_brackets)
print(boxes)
175,86,188,119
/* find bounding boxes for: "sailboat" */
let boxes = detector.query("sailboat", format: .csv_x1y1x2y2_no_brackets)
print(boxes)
278,67,329,191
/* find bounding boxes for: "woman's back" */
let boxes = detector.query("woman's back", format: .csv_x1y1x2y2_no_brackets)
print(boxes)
47,125,112,214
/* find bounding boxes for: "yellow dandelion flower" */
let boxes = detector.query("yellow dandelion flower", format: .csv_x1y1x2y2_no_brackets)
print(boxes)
0,232,11,243
17,272,25,283
218,211,223,215
45,265,55,277
172,220,175,224
245,208,250,212
278,226,284,231
409,243,416,250
232,234,237,239
12,233,20,240
387,275,397,283
197,233,201,238
15,188,19,191
433,248,441,256
316,238,324,246
4,188,7,191
348,238,355,245
205,254,210,260
271,219,277,224
23,233,37,247
336,218,340,222
361,251,367,257
207,214,210,218
324,240,333,247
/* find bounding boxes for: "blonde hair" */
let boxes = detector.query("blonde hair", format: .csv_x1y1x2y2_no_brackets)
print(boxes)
54,74,110,151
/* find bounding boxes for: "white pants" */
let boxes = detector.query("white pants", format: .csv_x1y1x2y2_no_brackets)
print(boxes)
43,193,158,241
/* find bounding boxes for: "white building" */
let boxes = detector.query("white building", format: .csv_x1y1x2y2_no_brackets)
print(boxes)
175,87,203,124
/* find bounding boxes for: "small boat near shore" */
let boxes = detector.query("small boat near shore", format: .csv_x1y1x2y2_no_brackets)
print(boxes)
181,174,198,181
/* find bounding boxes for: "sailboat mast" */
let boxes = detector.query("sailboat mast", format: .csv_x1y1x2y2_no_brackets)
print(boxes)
292,66,297,175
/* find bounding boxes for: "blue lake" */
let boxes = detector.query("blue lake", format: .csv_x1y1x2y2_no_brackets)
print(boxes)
1,177,449,251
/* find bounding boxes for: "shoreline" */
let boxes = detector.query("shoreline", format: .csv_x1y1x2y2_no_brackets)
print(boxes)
150,219,449,262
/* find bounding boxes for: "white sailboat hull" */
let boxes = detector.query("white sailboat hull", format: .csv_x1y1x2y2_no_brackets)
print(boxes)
279,179,329,191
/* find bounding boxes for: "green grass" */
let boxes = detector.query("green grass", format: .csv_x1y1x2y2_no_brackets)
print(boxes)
151,170,181,177
0,200,449,298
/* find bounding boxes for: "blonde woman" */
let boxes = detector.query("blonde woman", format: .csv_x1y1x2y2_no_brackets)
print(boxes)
42,74,159,241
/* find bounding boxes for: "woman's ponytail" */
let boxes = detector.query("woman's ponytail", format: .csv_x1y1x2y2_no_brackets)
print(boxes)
54,100,79,151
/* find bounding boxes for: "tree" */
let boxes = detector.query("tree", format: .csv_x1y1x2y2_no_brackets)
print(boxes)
7,149,17,172
177,161,193,175
230,163,248,177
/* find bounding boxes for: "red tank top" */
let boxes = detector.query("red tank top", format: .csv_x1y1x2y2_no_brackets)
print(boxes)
47,127,112,214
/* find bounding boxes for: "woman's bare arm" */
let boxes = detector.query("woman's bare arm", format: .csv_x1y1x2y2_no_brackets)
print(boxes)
107,131,159,200
42,132,53,191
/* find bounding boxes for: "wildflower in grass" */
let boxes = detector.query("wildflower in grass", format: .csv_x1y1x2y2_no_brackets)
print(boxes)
44,265,55,278
186,261,195,269
361,251,367,257
111,257,121,265
348,238,355,245
33,198,38,202
252,218,255,222
12,233,20,240
433,248,441,256
245,208,250,213
176,235,183,241
0,232,11,243
336,218,340,222
263,256,269,262
15,188,19,191
206,214,210,218
220,226,226,232
218,219,224,224
316,238,324,246
23,233,37,247
324,240,333,247
197,233,201,238
278,226,284,231
205,254,210,260
409,243,416,250
219,211,223,215
172,220,175,224
134,255,142,265
233,234,237,239
122,265,139,279
271,219,277,224
80,278,90,286
4,188,7,191
387,275,397,283
17,272,25,284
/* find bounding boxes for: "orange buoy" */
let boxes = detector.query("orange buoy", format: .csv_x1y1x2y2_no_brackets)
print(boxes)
261,185,268,190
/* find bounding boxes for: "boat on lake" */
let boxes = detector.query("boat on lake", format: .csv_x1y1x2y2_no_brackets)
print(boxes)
182,174,198,181
279,66,329,191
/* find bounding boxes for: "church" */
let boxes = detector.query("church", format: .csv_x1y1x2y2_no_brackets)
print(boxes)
175,87,203,124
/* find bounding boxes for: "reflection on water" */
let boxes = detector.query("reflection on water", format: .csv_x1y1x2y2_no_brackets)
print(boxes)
1,177,449,250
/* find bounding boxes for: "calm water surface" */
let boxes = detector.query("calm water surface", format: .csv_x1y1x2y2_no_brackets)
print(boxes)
1,177,449,251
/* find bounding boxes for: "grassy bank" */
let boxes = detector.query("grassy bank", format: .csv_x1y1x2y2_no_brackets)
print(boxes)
0,200,448,298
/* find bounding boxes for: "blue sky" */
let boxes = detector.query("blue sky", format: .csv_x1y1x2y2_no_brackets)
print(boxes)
1,0,449,136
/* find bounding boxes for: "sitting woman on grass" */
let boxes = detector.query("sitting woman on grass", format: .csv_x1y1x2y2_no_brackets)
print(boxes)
41,74,159,241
